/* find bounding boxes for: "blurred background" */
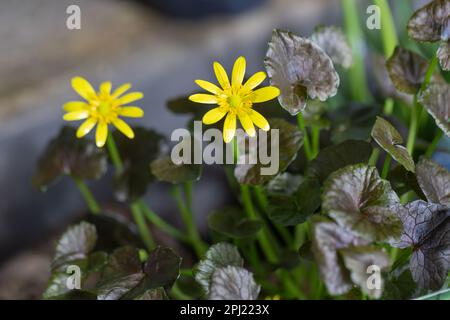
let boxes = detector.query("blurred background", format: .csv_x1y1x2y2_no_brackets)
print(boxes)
0,0,437,299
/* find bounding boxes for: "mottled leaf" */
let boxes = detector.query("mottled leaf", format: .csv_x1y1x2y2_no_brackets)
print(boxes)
388,165,427,199
33,126,107,190
265,29,340,115
340,246,390,299
416,157,450,206
264,172,303,196
310,25,353,68
194,243,243,294
437,41,450,70
419,82,450,138
392,200,450,290
208,207,262,239
408,0,450,42
371,117,415,172
267,177,321,226
322,164,402,242
209,266,260,300
151,156,202,184
386,47,429,94
308,139,373,183
234,118,303,185
311,217,368,296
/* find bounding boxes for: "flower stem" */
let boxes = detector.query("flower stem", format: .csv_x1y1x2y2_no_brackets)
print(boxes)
172,183,207,258
311,126,320,157
130,201,155,251
381,155,391,179
106,131,123,172
138,200,189,243
72,177,101,214
297,113,313,161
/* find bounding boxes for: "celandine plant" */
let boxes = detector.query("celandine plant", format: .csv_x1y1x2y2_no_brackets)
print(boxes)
34,0,450,300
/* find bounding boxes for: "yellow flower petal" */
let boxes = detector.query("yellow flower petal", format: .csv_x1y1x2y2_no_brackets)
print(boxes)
252,86,280,103
111,83,132,98
244,71,267,90
63,110,90,121
76,118,97,138
71,77,96,101
223,113,236,143
189,94,219,104
63,101,88,112
118,92,144,105
112,118,135,139
213,62,230,89
119,107,144,118
96,121,108,148
100,81,112,95
250,110,270,131
238,112,256,137
232,56,246,87
202,107,228,125
195,80,223,95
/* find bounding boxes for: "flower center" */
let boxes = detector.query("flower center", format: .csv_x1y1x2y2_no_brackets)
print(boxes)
98,101,112,117
228,95,242,109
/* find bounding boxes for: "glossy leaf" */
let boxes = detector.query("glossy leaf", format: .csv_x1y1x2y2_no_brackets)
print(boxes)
33,126,107,190
416,157,450,206
371,117,415,172
265,29,340,115
419,82,450,138
407,0,450,42
151,156,202,184
209,266,260,300
322,164,402,242
208,207,262,239
437,41,450,71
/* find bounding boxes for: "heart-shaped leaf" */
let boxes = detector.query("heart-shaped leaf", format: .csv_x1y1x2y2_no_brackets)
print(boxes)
264,172,303,196
308,140,373,183
209,266,260,300
194,243,243,294
33,126,107,191
391,200,450,290
310,25,353,69
113,127,165,202
419,82,450,138
416,157,450,206
437,41,450,70
265,29,340,115
407,0,450,42
208,207,262,239
151,156,202,184
386,47,429,94
267,177,321,226
322,164,402,242
371,117,415,173
388,165,427,199
234,118,303,185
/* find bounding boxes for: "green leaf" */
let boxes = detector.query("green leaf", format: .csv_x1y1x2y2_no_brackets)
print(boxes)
208,207,262,239
415,288,450,300
267,177,321,226
416,157,450,206
371,117,415,173
33,126,107,190
209,266,260,300
308,139,373,183
264,172,303,196
113,127,165,202
265,29,340,115
407,0,450,42
310,25,353,69
386,47,429,94
150,156,202,184
437,41,450,71
419,82,450,138
391,200,450,290
340,246,390,299
387,165,426,199
383,261,418,299
234,118,303,185
322,164,402,242
194,243,243,294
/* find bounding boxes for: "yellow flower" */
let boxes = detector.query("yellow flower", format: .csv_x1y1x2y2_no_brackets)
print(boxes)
189,56,280,143
63,77,144,148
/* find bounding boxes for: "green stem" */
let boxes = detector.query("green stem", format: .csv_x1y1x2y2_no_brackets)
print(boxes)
311,126,320,157
172,184,207,257
106,132,123,172
368,148,380,167
131,201,155,251
381,155,391,179
406,98,420,155
342,0,371,102
72,177,101,214
375,0,399,58
138,200,189,243
297,113,313,161
425,131,443,158
421,56,438,92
